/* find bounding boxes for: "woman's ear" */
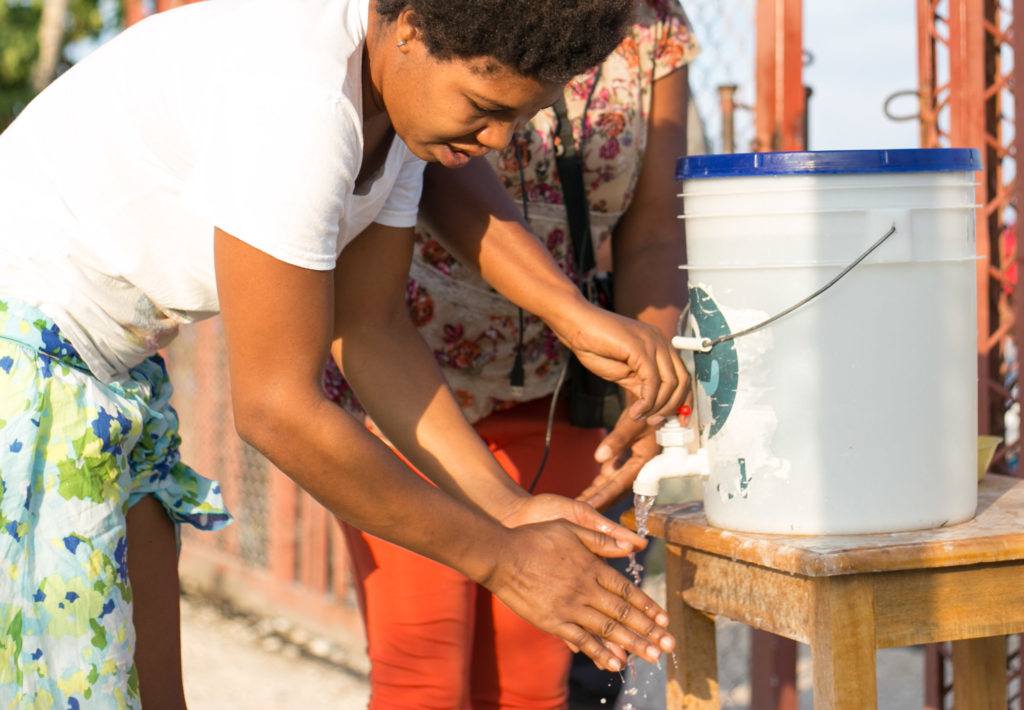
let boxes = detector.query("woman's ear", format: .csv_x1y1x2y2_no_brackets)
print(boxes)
394,7,423,49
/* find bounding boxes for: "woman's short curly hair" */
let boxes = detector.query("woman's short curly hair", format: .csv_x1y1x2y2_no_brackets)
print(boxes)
376,0,636,84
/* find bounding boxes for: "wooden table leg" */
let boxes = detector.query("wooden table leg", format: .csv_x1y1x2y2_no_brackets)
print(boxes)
750,630,798,710
951,636,1007,709
666,544,719,710
810,575,877,710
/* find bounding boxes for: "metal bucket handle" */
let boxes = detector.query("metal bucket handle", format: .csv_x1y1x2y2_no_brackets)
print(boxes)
672,223,898,353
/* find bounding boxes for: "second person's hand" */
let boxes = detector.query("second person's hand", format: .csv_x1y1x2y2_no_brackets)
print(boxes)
578,413,661,511
545,299,688,426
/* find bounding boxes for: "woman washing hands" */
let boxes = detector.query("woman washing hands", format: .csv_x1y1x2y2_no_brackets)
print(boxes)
0,0,684,707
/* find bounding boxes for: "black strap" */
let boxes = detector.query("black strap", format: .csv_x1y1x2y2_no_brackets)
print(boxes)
552,96,596,281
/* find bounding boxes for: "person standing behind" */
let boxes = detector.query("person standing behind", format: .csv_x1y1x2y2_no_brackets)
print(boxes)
324,2,698,707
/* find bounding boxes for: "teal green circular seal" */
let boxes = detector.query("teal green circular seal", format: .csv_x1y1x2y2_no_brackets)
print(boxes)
689,286,739,437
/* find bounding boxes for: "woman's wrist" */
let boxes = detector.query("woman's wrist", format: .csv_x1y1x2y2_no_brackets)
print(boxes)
536,287,591,345
456,517,514,585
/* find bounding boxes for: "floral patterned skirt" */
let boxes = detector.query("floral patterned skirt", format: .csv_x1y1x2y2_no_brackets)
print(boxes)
0,298,231,709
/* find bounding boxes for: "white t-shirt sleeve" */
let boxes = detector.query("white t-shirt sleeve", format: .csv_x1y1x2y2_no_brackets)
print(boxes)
374,151,426,229
194,77,360,271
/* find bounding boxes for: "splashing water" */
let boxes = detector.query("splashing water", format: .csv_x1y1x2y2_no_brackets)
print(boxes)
619,493,658,707
625,494,656,586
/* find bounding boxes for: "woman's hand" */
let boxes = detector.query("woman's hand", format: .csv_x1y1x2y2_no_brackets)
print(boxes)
578,413,662,511
546,300,688,426
500,493,646,553
480,521,674,671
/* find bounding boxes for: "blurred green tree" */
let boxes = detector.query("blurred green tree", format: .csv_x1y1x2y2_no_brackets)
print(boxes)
0,0,119,129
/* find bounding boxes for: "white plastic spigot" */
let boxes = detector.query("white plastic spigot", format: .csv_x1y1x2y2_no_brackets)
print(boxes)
655,417,692,447
632,417,709,497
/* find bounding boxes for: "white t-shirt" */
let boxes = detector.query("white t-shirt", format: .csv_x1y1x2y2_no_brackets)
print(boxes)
0,0,425,382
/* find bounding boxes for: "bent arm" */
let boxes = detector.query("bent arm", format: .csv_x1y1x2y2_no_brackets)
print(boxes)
329,222,528,518
420,160,686,422
612,66,690,339
214,224,674,669
214,226,505,582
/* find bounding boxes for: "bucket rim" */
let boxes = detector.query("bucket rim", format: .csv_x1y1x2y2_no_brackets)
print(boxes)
678,148,981,181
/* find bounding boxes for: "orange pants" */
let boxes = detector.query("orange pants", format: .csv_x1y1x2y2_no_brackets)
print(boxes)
343,397,603,710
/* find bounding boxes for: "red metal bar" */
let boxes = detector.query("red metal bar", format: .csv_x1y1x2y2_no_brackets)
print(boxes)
125,0,199,27
123,0,146,27
754,0,805,152
718,85,739,154
155,0,187,11
330,518,352,599
754,0,777,152
267,469,299,583
924,641,946,710
948,0,1009,441
299,491,330,594
776,0,804,151
921,0,1020,703
1013,0,1024,481
750,4,804,706
749,629,798,710
917,0,943,147
219,415,243,557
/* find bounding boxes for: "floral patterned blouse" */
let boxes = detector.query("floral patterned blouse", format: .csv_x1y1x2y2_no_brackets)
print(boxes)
325,1,699,424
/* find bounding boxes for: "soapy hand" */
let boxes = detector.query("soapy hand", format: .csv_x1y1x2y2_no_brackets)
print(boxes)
480,520,674,671
500,493,647,554
547,302,688,425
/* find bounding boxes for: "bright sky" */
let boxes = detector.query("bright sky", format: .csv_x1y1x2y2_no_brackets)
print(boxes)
804,0,920,151
74,0,923,154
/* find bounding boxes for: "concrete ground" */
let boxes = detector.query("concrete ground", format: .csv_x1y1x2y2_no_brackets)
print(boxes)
181,571,924,710
181,595,370,709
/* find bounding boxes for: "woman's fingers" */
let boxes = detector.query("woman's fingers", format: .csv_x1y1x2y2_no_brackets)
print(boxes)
556,623,626,672
649,342,681,420
570,524,639,559
484,521,673,672
597,564,669,628
569,501,646,550
572,607,665,663
625,329,686,423
594,411,647,465
500,495,645,553
625,343,660,422
585,587,675,657
604,640,627,664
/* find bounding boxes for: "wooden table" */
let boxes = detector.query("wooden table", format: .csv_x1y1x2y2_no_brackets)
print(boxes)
639,474,1024,709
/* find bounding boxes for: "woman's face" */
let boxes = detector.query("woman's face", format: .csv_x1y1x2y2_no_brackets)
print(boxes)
377,13,564,168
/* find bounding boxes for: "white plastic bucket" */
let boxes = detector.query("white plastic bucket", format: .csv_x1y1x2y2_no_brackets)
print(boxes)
679,148,981,535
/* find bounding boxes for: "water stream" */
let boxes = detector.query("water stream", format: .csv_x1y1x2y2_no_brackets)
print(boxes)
619,493,657,710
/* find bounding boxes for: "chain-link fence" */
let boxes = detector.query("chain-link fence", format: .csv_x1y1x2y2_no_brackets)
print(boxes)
167,320,363,650
170,320,265,566
684,0,757,154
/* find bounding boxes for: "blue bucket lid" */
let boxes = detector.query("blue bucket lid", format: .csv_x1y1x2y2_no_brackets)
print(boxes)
678,148,981,180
